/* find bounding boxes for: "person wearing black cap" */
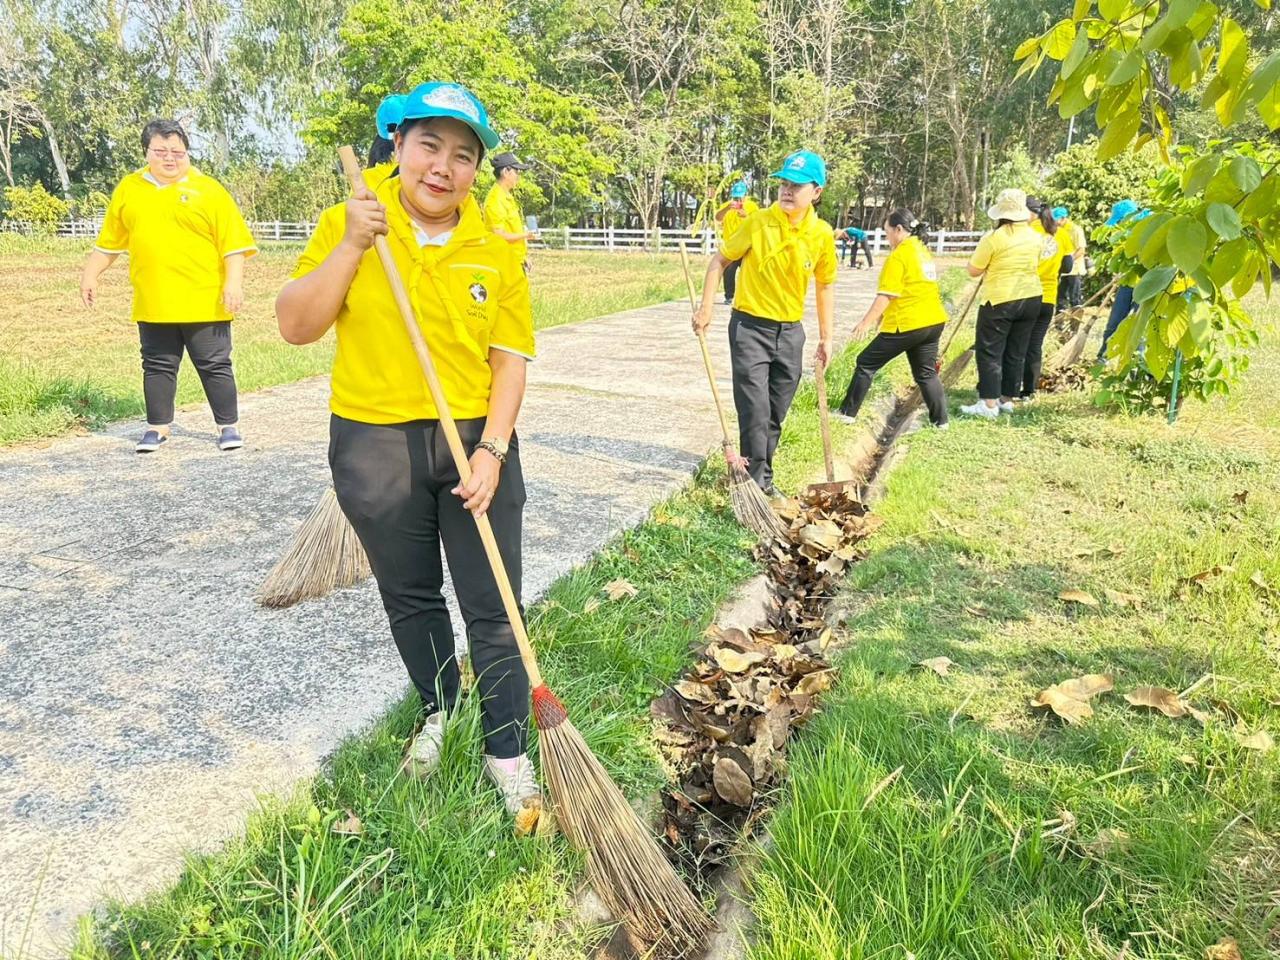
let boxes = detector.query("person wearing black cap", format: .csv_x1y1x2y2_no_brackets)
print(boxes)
484,152,538,270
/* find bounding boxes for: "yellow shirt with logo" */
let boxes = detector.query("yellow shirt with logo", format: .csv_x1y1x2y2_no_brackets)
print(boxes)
483,184,527,262
1032,220,1074,305
720,203,838,322
876,236,947,333
969,222,1044,306
290,179,534,424
363,162,398,191
718,199,759,244
94,167,257,323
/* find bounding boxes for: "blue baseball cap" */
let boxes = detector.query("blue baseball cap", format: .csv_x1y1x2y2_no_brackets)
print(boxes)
770,150,827,187
1052,206,1069,221
730,181,748,199
1105,199,1139,227
398,82,500,151
375,94,407,140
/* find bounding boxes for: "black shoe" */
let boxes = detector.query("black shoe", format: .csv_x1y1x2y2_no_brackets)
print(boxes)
762,484,780,498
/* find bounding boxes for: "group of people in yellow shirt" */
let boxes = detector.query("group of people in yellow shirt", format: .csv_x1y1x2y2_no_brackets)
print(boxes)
75,78,1086,821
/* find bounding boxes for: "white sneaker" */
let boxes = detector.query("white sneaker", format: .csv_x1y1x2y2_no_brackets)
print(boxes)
832,411,856,424
484,754,541,815
407,711,445,778
999,401,1016,414
959,401,999,419
933,421,950,431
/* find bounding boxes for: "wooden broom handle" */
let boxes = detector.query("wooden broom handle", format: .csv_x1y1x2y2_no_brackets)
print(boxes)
337,146,543,689
939,276,983,357
814,356,835,483
677,242,735,452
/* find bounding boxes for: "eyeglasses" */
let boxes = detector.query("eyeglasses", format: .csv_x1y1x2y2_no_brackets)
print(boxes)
148,148,188,159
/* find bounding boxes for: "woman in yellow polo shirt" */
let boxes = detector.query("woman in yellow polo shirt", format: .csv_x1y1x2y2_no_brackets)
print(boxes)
833,209,948,428
275,82,539,817
692,150,838,497
961,187,1045,420
1019,196,1075,400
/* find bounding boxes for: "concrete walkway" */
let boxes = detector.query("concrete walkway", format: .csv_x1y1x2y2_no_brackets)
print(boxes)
0,265,880,956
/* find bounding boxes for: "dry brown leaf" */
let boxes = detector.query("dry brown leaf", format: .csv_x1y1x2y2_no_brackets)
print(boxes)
1235,728,1275,752
674,680,718,704
1083,827,1130,858
712,646,767,674
331,810,363,836
797,521,842,552
1232,490,1249,506
1057,674,1114,701
1031,686,1094,725
1058,589,1099,607
1104,588,1143,609
1124,686,1189,719
917,656,954,677
603,578,638,601
1249,569,1273,593
1205,937,1242,960
771,643,799,662
796,671,835,695
712,756,754,807
581,597,601,615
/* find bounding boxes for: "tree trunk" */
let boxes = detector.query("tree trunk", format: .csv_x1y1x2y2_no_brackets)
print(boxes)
37,111,70,196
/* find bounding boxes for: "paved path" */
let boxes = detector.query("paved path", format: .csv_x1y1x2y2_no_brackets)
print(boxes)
0,265,880,955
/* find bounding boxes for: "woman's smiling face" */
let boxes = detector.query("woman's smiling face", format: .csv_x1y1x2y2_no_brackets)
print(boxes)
395,117,482,221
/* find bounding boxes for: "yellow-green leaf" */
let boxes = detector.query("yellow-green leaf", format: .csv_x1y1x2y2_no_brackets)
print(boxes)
1014,35,1041,61
1162,295,1190,347
1205,202,1242,241
1059,73,1096,117
1209,237,1251,288
1167,217,1208,273
1217,18,1249,83
1107,48,1143,84
1140,218,1175,269
1146,325,1173,378
1187,298,1211,346
1232,252,1261,298
1099,0,1132,22
1181,154,1220,197
1097,109,1140,159
1134,265,1178,302
1073,0,1092,19
1229,155,1263,192
1063,26,1092,77
1046,19,1078,59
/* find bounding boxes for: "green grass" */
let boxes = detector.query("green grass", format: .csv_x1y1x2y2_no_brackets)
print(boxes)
0,237,686,446
746,303,1280,959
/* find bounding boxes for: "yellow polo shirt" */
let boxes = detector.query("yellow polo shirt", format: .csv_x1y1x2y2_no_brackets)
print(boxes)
94,167,257,323
969,222,1044,306
1064,219,1087,276
483,184,527,262
1032,220,1074,305
720,203,838,322
877,236,947,333
290,181,534,424
363,162,398,190
719,199,759,244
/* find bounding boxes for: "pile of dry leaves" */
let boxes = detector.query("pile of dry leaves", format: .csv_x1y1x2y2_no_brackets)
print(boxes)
652,487,882,880
1038,361,1093,394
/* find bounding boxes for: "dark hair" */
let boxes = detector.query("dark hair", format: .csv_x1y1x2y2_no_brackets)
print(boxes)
996,218,1017,229
396,116,485,162
1035,204,1057,234
886,207,930,244
367,135,395,167
141,119,189,151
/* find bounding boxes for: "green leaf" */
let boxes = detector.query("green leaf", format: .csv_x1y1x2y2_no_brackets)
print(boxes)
1168,35,1204,89
1146,322,1173,379
1187,298,1211,347
1162,294,1190,347
1059,73,1096,117
1073,0,1093,19
1141,218,1175,268
1166,216,1208,273
1063,25,1092,77
1140,0,1198,53
1228,155,1262,192
1205,166,1245,205
1239,50,1280,126
1205,202,1242,240
1241,174,1278,219
1181,154,1220,197
1046,19,1077,59
1099,0,1132,22
1108,48,1143,84
1134,265,1178,302
1097,109,1140,159
1014,36,1041,61
1232,252,1260,298
1217,18,1249,82
1116,299,1154,365
1208,236,1250,288
1124,211,1169,258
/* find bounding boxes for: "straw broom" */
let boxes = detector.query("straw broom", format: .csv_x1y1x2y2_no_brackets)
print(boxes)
336,147,709,955
677,242,788,541
256,488,371,607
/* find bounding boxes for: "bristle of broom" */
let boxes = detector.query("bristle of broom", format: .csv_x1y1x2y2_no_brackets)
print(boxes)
727,462,788,541
533,686,709,957
256,488,371,608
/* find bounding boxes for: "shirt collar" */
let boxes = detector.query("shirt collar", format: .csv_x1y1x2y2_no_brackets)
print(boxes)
139,167,193,188
767,201,815,233
381,180,487,252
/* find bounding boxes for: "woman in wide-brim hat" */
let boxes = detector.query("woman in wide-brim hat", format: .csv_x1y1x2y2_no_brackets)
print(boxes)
275,81,541,817
960,187,1047,419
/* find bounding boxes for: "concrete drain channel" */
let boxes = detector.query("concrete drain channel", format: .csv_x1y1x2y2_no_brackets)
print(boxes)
585,351,975,960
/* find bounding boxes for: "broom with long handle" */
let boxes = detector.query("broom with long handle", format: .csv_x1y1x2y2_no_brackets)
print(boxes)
256,488,371,607
336,148,708,954
678,242,787,540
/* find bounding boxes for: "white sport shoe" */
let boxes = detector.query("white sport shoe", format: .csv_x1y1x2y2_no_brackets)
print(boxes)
407,711,445,778
831,411,856,425
998,400,1016,414
484,754,541,815
959,401,999,420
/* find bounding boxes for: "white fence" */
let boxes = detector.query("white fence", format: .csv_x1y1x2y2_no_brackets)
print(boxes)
2,219,987,256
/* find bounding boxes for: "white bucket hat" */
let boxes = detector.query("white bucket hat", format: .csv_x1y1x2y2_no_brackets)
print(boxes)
988,188,1032,223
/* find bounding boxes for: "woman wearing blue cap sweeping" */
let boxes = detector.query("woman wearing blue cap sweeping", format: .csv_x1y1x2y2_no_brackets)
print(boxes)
276,82,541,817
714,181,759,304
692,150,838,496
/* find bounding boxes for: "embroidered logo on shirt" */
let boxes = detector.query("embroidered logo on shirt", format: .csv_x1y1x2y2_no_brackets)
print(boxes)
469,282,488,304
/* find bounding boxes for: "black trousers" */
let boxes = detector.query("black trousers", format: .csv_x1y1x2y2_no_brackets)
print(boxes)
329,414,529,759
1020,302,1055,398
974,297,1040,400
839,323,947,426
1056,274,1083,310
137,321,238,425
723,259,741,301
849,238,873,268
728,310,805,489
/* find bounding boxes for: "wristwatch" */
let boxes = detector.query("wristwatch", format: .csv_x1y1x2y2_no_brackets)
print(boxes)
477,436,509,464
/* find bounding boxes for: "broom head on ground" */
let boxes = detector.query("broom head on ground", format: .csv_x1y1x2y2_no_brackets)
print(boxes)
256,487,370,608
